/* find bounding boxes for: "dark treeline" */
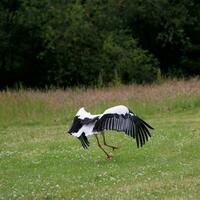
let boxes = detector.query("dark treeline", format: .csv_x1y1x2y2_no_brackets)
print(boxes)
0,0,199,88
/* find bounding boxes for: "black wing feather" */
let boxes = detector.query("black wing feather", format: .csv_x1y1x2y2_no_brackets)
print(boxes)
81,116,99,125
135,127,140,148
78,132,90,149
137,126,143,147
94,113,153,148
140,125,148,142
137,116,154,130
138,126,145,147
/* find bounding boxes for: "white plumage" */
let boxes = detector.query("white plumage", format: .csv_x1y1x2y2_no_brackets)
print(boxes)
68,105,153,158
71,108,98,137
103,105,129,115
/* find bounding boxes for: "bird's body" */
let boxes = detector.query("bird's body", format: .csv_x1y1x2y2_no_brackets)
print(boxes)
70,107,100,137
68,105,153,158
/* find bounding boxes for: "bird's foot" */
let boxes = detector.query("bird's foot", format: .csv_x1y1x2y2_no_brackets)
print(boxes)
106,154,113,159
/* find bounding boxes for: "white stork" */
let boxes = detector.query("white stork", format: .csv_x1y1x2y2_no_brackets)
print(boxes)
67,105,153,159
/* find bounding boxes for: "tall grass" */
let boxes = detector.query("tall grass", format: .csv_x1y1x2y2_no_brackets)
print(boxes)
0,78,200,127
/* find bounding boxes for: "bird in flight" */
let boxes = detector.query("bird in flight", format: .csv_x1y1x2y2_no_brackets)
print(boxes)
67,105,153,159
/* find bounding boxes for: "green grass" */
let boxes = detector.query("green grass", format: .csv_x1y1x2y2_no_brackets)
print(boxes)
1,79,200,199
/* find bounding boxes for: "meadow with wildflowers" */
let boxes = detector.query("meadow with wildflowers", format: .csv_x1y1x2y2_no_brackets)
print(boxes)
1,79,200,199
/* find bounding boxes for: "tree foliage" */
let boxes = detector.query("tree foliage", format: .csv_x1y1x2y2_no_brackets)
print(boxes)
0,0,199,88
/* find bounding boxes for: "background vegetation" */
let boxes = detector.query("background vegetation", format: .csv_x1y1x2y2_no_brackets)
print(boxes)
0,0,199,88
1,79,200,199
1,1,199,198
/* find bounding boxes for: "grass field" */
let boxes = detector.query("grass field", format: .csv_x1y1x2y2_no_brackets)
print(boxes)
1,78,200,199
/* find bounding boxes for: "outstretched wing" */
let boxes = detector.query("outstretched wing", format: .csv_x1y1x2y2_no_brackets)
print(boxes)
94,112,153,148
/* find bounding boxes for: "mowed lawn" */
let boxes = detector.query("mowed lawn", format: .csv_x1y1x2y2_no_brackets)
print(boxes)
0,79,200,200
